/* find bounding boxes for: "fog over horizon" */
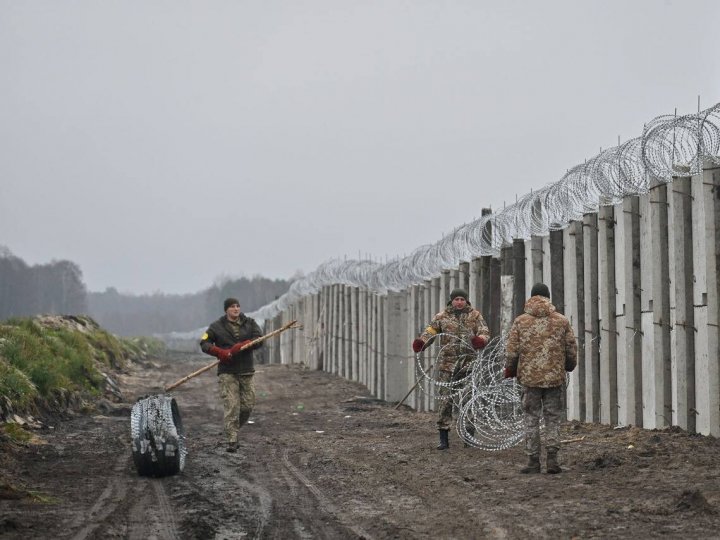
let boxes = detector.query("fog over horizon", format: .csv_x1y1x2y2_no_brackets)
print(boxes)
2,1,719,296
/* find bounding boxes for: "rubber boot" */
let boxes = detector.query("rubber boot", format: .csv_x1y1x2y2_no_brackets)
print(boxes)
520,454,541,474
437,429,449,450
546,449,561,474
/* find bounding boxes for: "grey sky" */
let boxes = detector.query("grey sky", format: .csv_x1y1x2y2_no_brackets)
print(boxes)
1,0,718,295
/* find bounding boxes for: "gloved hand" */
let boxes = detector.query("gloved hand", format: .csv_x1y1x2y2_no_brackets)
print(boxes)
412,338,425,353
503,366,516,379
231,340,254,355
565,358,576,372
471,336,488,350
209,345,233,363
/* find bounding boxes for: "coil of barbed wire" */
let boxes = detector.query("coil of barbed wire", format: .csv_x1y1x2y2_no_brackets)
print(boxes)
250,102,720,322
412,333,524,451
455,335,524,451
414,333,478,401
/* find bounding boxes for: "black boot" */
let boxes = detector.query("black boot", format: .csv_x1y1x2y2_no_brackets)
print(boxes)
437,429,449,450
520,454,541,474
546,449,562,474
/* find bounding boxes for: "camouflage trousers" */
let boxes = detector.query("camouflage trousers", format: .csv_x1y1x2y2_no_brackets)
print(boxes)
436,369,469,431
218,373,256,444
521,385,563,456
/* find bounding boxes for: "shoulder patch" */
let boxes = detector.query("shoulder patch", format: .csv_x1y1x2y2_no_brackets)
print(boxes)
201,332,209,340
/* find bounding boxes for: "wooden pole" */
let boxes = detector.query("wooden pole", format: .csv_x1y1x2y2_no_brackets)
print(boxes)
394,364,433,409
165,320,301,392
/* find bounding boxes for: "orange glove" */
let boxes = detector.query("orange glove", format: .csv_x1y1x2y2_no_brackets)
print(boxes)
412,339,425,353
471,336,488,350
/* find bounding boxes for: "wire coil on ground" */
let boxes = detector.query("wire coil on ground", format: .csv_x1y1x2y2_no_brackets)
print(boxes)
131,394,187,477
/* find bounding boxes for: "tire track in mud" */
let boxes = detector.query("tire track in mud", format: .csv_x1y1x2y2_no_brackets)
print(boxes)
68,447,180,540
279,448,374,540
68,453,127,540
149,479,181,540
223,453,274,538
125,479,181,540
197,443,371,539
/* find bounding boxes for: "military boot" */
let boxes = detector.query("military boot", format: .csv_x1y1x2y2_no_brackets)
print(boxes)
437,429,449,450
546,449,561,474
520,454,541,474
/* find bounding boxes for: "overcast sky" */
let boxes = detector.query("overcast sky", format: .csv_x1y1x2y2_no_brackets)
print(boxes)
1,1,719,295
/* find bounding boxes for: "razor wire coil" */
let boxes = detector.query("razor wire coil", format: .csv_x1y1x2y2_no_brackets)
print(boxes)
131,394,187,477
249,103,720,323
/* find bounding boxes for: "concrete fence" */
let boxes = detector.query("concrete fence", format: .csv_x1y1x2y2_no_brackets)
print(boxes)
262,162,720,436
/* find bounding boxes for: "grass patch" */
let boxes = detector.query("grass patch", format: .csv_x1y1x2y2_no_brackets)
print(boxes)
0,316,161,417
0,359,38,411
0,323,101,397
1,422,33,444
0,315,166,418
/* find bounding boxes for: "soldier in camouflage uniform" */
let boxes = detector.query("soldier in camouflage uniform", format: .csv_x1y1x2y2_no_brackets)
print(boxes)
504,283,577,473
412,289,490,450
200,298,263,453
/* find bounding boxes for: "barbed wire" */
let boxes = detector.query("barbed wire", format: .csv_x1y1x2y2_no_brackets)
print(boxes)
249,102,720,321
411,333,524,451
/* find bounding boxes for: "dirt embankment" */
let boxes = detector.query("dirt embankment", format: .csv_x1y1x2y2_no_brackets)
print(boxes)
1,352,720,539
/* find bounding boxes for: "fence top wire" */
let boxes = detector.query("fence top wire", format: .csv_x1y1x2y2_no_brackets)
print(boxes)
250,102,720,321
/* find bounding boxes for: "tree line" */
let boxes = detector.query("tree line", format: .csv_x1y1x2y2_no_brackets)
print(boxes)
0,247,87,318
0,246,291,337
88,276,291,336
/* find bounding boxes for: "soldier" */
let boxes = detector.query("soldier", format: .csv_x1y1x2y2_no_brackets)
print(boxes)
411,288,490,450
200,298,263,453
504,283,577,473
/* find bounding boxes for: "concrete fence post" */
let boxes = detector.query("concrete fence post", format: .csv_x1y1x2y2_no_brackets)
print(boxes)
668,175,695,432
564,220,585,421
459,261,470,293
422,280,433,411
583,213,600,423
469,257,482,310
598,205,618,424
512,238,526,319
408,285,421,409
549,230,565,315
500,245,514,336
525,235,543,298
615,197,642,427
640,183,672,429
691,163,720,436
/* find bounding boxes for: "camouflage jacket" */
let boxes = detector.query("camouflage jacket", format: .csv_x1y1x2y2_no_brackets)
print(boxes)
505,296,577,388
419,305,490,373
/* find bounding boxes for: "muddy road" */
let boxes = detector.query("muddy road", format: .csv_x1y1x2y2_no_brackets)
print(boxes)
2,352,720,539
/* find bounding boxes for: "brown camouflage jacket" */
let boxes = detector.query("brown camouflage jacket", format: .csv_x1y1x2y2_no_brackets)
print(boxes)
419,305,490,373
505,296,577,388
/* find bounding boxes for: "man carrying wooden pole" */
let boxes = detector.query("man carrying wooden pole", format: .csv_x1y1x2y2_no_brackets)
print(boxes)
198,297,265,453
